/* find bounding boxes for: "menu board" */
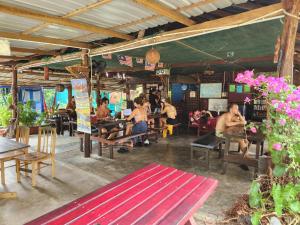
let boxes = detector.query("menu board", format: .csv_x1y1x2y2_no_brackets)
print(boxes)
71,79,91,134
200,83,222,98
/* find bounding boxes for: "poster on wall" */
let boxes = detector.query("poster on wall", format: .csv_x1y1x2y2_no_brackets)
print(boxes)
71,79,91,134
190,91,196,98
208,99,228,112
200,83,222,98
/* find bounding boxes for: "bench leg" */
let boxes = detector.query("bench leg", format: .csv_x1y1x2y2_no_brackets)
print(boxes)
110,145,114,159
206,149,210,169
222,139,230,174
98,142,102,156
185,217,197,225
190,146,194,160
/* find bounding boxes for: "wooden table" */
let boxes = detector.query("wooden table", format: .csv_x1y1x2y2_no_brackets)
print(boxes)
222,126,265,175
25,163,218,225
0,137,30,199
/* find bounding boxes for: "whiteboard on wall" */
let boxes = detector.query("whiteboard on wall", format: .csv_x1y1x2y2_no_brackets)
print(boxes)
200,83,222,98
208,99,228,112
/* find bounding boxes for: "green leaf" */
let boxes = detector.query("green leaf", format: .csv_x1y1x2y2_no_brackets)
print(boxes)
271,184,283,216
251,211,262,225
273,165,286,177
249,181,262,208
289,201,300,213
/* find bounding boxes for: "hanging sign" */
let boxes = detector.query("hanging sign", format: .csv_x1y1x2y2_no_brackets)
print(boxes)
71,79,91,134
155,68,170,76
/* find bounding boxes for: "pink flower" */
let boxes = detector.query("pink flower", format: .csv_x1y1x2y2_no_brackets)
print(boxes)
262,92,268,97
250,127,257,133
244,97,251,104
272,143,282,151
279,119,286,126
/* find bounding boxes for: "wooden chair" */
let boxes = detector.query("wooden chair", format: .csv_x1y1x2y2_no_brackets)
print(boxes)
0,126,29,185
15,126,56,187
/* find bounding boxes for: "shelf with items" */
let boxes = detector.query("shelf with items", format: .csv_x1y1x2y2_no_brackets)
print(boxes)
252,98,267,121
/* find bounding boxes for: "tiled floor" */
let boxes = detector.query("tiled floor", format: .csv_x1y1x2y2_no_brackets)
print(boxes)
0,131,259,225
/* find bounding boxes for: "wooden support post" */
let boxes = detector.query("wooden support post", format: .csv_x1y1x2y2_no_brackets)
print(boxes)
11,67,18,119
96,74,101,107
44,66,49,80
67,85,72,106
277,0,300,82
81,49,91,158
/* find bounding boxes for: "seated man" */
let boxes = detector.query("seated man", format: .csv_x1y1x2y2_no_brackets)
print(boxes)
215,103,248,156
96,97,118,139
160,99,177,127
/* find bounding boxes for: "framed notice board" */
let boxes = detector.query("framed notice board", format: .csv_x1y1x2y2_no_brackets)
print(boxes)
200,83,222,98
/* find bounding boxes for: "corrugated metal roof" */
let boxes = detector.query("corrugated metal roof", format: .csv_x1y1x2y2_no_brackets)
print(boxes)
0,0,250,55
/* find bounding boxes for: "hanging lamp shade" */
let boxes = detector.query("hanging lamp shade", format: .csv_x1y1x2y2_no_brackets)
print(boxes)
145,48,160,64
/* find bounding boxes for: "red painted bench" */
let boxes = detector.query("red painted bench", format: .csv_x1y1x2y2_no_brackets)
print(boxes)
25,163,218,225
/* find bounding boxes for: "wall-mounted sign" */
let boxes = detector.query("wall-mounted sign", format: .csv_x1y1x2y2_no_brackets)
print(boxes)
190,91,196,98
155,68,170,76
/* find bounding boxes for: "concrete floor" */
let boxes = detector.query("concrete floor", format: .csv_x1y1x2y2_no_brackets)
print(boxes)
0,131,258,225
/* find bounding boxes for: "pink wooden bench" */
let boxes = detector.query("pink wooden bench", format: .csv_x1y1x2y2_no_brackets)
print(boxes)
25,163,218,225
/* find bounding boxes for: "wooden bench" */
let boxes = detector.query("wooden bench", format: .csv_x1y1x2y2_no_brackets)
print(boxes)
191,133,224,169
90,131,157,159
25,163,218,225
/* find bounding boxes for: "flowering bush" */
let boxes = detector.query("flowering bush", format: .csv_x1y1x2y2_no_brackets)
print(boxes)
235,70,300,224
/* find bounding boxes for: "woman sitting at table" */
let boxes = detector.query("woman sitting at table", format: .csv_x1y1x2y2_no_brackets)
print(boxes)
123,97,148,149
140,93,154,129
96,97,118,139
160,98,177,128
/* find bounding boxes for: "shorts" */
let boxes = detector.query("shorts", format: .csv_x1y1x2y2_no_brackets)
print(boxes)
215,130,224,138
132,121,148,144
166,118,177,125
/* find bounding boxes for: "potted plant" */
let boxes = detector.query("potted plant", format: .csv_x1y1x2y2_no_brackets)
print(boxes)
223,71,300,225
18,101,39,134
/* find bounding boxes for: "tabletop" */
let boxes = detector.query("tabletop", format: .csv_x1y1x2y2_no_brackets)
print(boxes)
223,126,265,142
0,137,30,154
25,163,218,225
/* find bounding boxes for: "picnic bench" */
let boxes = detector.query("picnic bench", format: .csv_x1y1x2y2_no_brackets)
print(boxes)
90,130,157,159
25,163,218,225
191,133,224,169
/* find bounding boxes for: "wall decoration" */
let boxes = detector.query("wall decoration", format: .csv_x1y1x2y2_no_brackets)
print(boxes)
208,98,228,112
229,84,236,93
200,83,222,98
236,84,243,93
71,79,91,134
190,91,196,98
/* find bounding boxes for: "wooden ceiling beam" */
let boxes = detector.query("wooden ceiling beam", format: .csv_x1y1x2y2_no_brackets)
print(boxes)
0,55,30,60
68,0,220,41
133,0,195,26
0,31,91,49
11,47,55,55
22,0,112,35
0,4,133,40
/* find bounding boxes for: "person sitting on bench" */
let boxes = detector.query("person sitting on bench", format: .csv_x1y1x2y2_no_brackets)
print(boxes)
215,103,248,156
160,98,177,127
96,97,119,139
126,97,148,147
